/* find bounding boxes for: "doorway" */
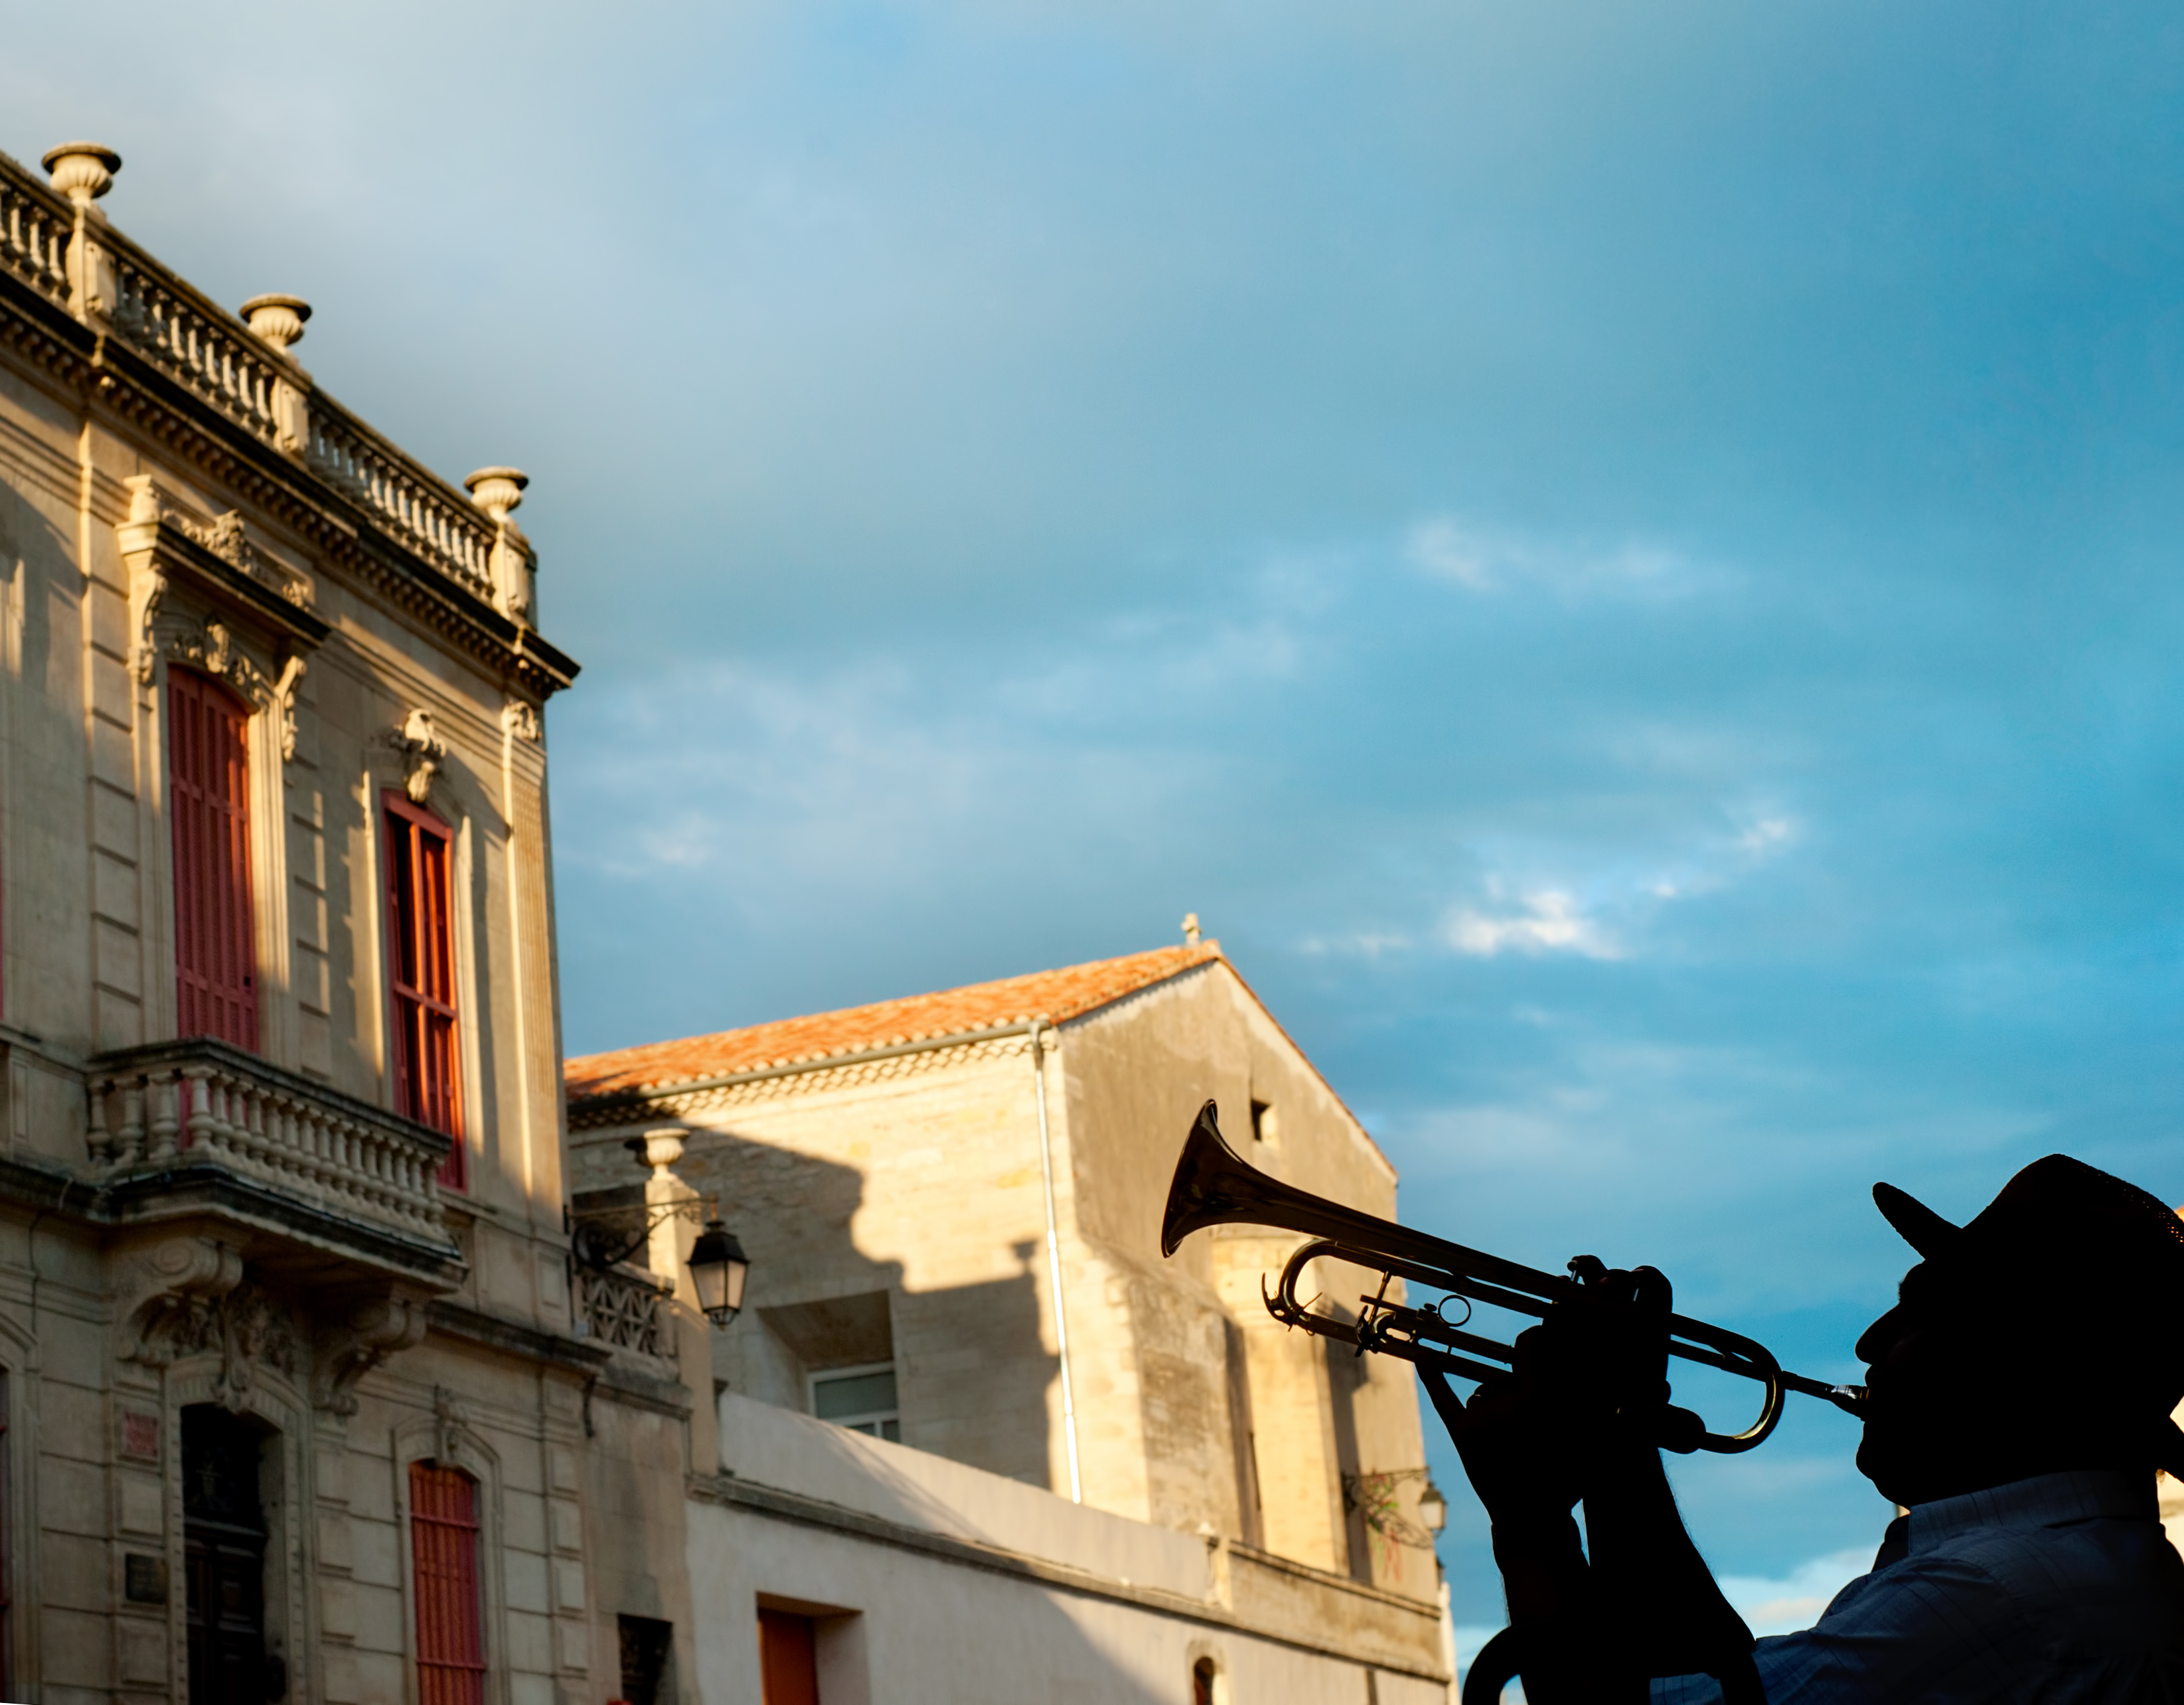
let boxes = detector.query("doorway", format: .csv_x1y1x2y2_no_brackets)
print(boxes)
183,1406,276,1705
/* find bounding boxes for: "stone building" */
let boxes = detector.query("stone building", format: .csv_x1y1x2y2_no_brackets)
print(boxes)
0,137,700,1705
0,125,1452,1705
566,943,1458,1702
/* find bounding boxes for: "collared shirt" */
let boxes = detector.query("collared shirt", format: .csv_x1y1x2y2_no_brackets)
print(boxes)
1652,1470,2184,1703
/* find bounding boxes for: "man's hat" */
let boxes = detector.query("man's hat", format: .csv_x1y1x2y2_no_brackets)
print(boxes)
1874,1154,2184,1275
1873,1154,2184,1414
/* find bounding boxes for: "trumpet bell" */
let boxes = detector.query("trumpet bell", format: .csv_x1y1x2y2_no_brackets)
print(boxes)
1160,1099,1265,1257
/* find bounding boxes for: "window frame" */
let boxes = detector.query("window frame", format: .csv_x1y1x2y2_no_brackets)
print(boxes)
808,1361,901,1442
381,790,465,1188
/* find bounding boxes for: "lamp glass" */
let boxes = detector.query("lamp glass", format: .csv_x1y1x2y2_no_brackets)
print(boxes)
1418,1481,1448,1533
687,1220,751,1327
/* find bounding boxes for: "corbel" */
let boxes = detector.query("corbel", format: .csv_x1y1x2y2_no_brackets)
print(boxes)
116,1232,246,1366
312,1292,431,1416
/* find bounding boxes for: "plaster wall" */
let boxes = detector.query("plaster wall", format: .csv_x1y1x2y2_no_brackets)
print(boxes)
694,1392,1452,1705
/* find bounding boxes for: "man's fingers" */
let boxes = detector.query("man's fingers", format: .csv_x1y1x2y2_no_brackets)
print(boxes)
1419,1367,1469,1440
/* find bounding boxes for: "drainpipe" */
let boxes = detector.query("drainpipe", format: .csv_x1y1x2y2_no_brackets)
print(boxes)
1030,1018,1083,1503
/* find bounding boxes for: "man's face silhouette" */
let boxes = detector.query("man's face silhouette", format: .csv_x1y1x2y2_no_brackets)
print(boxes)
1855,1256,2145,1508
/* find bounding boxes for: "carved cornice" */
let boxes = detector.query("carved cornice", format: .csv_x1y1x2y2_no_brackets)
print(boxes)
0,259,578,702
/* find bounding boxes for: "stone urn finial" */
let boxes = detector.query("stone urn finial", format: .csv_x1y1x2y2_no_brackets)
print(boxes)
463,467,528,525
41,142,121,209
240,294,311,353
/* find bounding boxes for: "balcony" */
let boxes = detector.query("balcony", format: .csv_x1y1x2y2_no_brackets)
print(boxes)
87,1038,461,1286
576,1259,678,1366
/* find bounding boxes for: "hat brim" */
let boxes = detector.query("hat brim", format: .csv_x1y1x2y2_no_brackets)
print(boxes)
1874,1182,1962,1259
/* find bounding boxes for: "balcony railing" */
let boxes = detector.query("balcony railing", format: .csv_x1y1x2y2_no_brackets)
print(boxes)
88,1038,451,1246
577,1261,678,1364
0,149,503,615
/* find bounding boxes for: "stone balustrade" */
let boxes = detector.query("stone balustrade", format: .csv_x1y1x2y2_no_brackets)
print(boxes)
87,1038,451,1244
109,254,293,445
577,1261,679,1363
0,147,506,615
0,175,68,300
306,409,499,602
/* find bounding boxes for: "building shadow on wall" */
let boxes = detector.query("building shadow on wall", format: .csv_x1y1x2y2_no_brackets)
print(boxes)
612,1128,1057,1491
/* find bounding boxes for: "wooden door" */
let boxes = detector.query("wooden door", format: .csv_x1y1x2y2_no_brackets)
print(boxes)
183,1406,272,1705
757,1609,819,1705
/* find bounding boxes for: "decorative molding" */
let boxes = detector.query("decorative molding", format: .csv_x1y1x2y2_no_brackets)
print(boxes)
501,697,540,744
161,620,309,759
167,1279,302,1411
390,708,447,803
123,474,313,609
119,1234,248,1367
313,1293,430,1415
432,1383,472,1466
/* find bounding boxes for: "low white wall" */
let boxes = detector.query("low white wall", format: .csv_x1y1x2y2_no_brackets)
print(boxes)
694,1392,1451,1705
716,1388,1206,1596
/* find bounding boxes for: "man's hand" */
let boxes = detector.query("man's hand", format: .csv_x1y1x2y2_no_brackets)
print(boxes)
1421,1258,1681,1520
1421,1260,1755,1703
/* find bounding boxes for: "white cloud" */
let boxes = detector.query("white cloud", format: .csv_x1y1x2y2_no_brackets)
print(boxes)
1299,929,1414,959
1442,890,1621,959
1737,815,1798,857
1717,1546,1875,1636
1405,515,1709,601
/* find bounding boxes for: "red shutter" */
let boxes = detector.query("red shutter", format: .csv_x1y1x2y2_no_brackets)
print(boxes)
410,1463,485,1705
383,793,464,1188
169,671,258,1050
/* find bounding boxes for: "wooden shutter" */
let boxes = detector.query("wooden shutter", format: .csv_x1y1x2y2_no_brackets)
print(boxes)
169,670,258,1050
383,793,464,1188
757,1610,819,1705
410,1463,486,1705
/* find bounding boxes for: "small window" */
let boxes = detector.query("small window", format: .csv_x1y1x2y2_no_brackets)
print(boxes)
1249,1099,1275,1144
1193,1658,1218,1705
811,1363,900,1442
617,1614,673,1705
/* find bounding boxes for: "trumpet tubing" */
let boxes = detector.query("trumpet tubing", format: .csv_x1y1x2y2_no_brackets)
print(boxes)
1160,1100,1862,1455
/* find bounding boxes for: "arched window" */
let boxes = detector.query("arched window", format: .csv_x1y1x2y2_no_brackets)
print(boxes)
170,669,257,1049
382,793,464,1188
1192,1657,1217,1705
410,1463,485,1705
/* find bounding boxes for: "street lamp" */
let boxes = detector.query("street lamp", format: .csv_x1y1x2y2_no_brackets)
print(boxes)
686,1212,751,1329
1417,1477,1448,1534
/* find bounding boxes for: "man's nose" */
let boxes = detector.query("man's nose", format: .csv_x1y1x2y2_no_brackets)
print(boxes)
1854,1305,1902,1366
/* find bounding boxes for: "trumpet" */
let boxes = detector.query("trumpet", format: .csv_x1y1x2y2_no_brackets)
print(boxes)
1161,1101,1863,1454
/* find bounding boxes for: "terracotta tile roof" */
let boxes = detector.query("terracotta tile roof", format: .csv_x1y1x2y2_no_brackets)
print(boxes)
565,942,1225,1102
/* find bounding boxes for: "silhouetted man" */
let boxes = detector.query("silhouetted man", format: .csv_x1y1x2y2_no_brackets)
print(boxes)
1429,1155,2184,1702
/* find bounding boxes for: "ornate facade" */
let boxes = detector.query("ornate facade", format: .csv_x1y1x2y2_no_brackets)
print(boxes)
0,138,701,1705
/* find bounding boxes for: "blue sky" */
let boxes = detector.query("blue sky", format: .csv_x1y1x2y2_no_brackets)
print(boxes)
14,0,2184,1628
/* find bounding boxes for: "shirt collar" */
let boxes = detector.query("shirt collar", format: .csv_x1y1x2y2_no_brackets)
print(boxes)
1907,1469,2156,1553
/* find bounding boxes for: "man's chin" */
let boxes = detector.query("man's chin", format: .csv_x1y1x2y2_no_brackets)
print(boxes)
1855,1431,1913,1508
